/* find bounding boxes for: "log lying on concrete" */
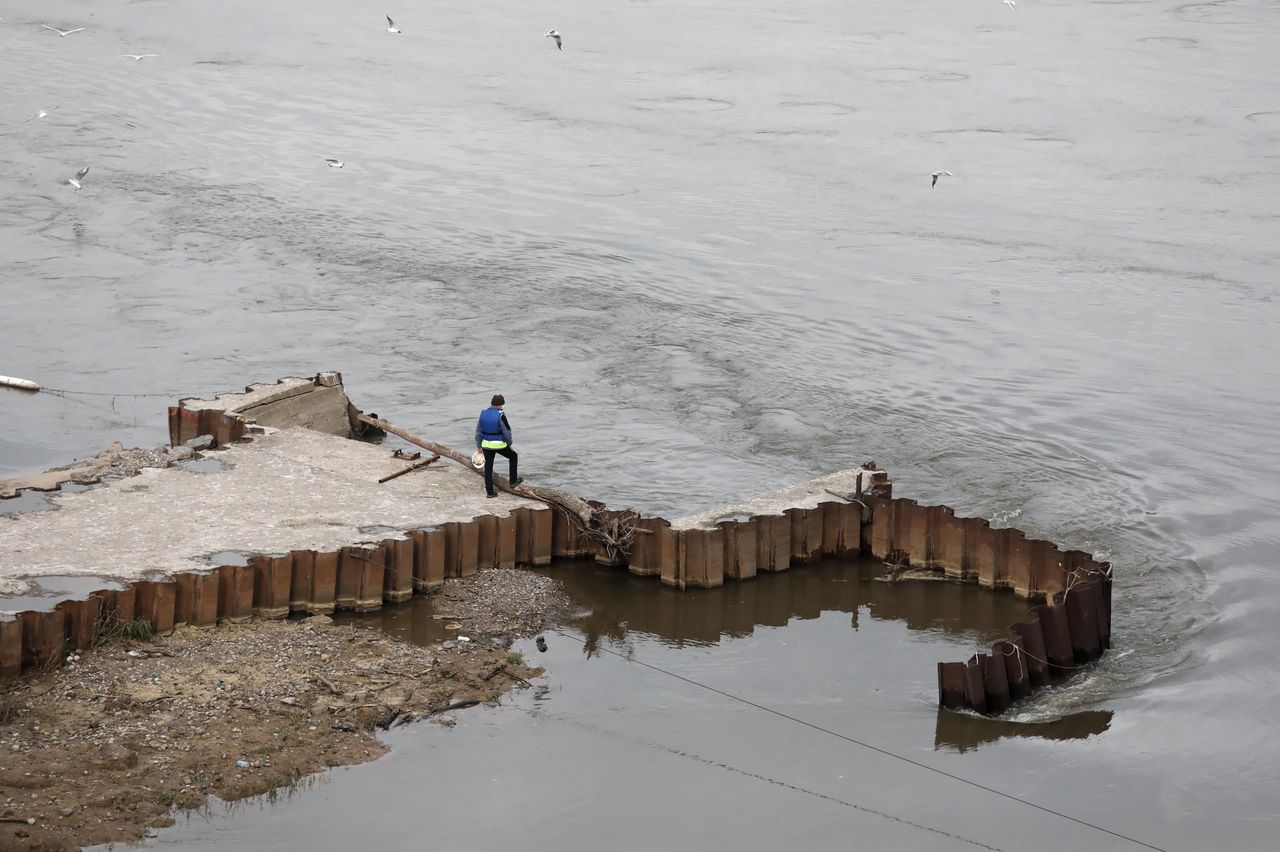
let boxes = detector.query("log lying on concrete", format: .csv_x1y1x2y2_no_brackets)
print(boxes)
354,412,599,531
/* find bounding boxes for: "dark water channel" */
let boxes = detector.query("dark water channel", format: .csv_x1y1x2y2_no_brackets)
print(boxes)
150,559,1116,851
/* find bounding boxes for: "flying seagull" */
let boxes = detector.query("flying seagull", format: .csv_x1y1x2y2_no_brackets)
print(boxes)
385,15,401,33
1003,0,1016,8
121,54,158,61
324,158,344,168
42,25,85,37
67,167,90,190
25,105,60,123
931,170,953,188
545,30,562,50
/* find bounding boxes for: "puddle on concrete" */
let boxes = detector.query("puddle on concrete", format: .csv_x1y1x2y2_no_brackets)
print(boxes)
148,559,1115,852
176,458,232,474
0,489,58,516
0,574,125,616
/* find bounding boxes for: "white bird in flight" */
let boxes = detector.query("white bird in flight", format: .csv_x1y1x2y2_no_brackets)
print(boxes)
25,105,60,123
545,30,562,50
1003,0,1016,9
42,25,85,37
121,54,157,61
67,167,90,190
931,170,953,188
385,15,401,33
324,158,344,168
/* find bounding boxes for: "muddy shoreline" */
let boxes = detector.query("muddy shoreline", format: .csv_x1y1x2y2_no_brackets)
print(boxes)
0,567,571,851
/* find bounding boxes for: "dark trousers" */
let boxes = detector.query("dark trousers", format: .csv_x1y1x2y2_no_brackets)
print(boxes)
483,446,518,495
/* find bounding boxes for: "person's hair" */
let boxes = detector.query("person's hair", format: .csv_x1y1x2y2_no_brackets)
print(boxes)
491,394,505,406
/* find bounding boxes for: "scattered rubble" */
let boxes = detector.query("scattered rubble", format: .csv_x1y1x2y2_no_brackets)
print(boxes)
0,566,570,851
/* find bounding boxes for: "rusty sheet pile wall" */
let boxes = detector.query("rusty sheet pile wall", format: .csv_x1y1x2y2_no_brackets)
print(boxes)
0,506,555,680
4,376,1112,717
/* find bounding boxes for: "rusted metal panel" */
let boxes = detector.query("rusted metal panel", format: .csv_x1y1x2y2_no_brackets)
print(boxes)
1098,568,1112,650
175,573,197,626
198,409,221,446
497,513,518,569
998,639,1030,701
59,596,100,651
384,538,415,602
1034,542,1068,602
682,529,707,588
551,508,582,558
457,520,479,578
113,585,137,624
1006,529,1031,597
155,581,177,633
289,550,316,612
1009,619,1050,688
733,519,758,579
441,522,460,579
253,554,293,619
1065,580,1102,663
512,508,532,566
476,516,498,571
311,550,338,612
934,507,967,579
212,412,233,447
177,406,200,445
701,527,725,588
531,508,553,566
969,518,999,589
167,406,181,447
893,499,924,565
963,655,987,714
193,572,219,626
863,495,894,559
938,661,967,709
1037,604,1074,676
355,545,385,610
756,514,791,573
21,610,64,671
664,529,687,589
0,618,22,678
336,546,369,610
982,650,1011,715
628,516,657,576
418,529,446,591
787,507,824,564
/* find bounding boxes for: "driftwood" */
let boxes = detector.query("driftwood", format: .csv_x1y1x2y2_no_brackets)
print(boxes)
355,411,639,561
378,454,441,483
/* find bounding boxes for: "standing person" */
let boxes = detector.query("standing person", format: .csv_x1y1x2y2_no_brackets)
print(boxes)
474,394,523,498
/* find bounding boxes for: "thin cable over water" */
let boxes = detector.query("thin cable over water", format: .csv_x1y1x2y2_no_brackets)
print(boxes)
549,628,1170,852
518,703,1005,851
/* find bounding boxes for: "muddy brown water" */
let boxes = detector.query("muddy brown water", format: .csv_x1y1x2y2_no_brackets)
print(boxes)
5,0,1279,848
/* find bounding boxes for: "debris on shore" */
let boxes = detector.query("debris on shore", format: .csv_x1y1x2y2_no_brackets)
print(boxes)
0,566,569,851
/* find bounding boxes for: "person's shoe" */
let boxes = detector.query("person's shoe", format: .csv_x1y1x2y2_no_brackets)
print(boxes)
510,477,524,486
487,492,497,499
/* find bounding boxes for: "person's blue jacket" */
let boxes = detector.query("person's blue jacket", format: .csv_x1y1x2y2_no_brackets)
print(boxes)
475,406,513,449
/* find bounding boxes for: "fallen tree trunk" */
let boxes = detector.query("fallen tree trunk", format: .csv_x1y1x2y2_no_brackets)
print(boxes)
355,411,594,528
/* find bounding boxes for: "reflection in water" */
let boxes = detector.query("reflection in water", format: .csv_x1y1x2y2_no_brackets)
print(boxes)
337,594,452,647
551,557,1031,655
934,709,1113,752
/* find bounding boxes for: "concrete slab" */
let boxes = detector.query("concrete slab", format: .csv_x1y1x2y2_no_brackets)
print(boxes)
0,427,541,599
670,467,884,530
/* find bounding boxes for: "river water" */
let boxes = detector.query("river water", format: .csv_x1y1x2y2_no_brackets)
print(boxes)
3,0,1278,849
